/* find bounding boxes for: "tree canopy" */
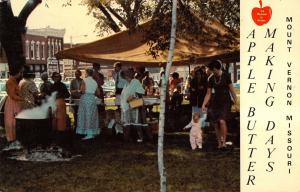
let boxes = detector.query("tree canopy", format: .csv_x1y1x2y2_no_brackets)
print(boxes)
81,0,165,35
82,0,239,35
82,0,239,58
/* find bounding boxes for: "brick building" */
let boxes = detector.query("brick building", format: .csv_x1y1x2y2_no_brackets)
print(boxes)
0,26,65,78
26,27,65,76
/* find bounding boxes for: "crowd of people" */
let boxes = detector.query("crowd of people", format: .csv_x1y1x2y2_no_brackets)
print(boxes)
2,59,238,152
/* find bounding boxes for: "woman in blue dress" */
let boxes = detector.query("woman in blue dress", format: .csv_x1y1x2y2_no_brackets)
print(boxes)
76,68,101,140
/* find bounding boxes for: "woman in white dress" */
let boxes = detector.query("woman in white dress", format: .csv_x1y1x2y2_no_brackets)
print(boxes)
76,68,101,140
120,69,148,142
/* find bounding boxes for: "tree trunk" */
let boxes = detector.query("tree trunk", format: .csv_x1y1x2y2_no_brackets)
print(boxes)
0,1,25,75
158,0,177,192
0,0,41,75
105,6,129,29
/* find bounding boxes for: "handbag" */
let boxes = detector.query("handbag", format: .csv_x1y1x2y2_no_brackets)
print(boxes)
129,98,144,109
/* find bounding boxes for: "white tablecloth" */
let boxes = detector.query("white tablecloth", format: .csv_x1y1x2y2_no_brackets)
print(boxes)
104,97,160,106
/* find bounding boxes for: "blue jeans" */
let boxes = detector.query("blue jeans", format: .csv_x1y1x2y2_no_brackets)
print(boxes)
192,106,200,113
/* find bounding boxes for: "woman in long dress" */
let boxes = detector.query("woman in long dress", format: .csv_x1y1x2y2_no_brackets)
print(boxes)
76,68,101,140
120,69,148,142
202,60,237,150
50,72,71,148
51,72,70,131
3,71,24,151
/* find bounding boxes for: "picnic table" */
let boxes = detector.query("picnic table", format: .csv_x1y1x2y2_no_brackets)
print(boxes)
65,96,161,108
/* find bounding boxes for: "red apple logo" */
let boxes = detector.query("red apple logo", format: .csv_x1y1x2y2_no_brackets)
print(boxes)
252,0,272,26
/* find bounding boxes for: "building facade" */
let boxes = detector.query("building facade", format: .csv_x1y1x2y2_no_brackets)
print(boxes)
26,27,65,76
0,26,65,78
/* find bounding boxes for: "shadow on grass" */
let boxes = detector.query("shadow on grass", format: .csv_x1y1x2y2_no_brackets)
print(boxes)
0,132,239,192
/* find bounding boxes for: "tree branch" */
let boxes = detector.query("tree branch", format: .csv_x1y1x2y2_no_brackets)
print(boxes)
117,0,131,17
117,0,138,30
0,0,14,19
152,0,164,18
125,0,143,30
0,0,27,75
131,0,142,26
0,0,16,37
18,0,42,27
132,0,142,17
97,2,121,32
5,0,13,16
177,0,185,9
105,6,129,28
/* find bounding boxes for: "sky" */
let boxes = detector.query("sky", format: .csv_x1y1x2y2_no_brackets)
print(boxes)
11,0,100,44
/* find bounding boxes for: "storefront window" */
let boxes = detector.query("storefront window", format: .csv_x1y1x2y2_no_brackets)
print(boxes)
41,43,45,59
29,65,34,72
35,65,41,72
30,41,35,60
48,40,51,58
25,40,30,59
36,42,40,60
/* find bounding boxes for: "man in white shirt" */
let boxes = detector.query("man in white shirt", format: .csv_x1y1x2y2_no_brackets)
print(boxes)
70,70,83,128
111,62,127,133
113,62,127,95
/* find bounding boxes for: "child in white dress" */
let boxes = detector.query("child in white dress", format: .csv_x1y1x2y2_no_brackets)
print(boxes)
184,112,203,150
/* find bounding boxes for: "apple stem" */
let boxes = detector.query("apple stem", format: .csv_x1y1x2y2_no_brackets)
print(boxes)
259,0,262,8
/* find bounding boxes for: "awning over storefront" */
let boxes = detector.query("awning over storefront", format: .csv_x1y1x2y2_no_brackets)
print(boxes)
56,20,239,67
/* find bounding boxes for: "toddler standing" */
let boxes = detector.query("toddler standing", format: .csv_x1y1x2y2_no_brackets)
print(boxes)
184,112,203,150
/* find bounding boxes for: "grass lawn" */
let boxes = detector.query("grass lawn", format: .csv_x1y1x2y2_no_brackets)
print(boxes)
0,132,239,192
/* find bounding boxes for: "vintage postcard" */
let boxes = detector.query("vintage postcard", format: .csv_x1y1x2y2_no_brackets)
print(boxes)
0,0,298,192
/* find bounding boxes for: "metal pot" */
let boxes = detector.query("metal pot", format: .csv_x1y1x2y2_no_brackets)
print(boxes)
16,118,52,149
